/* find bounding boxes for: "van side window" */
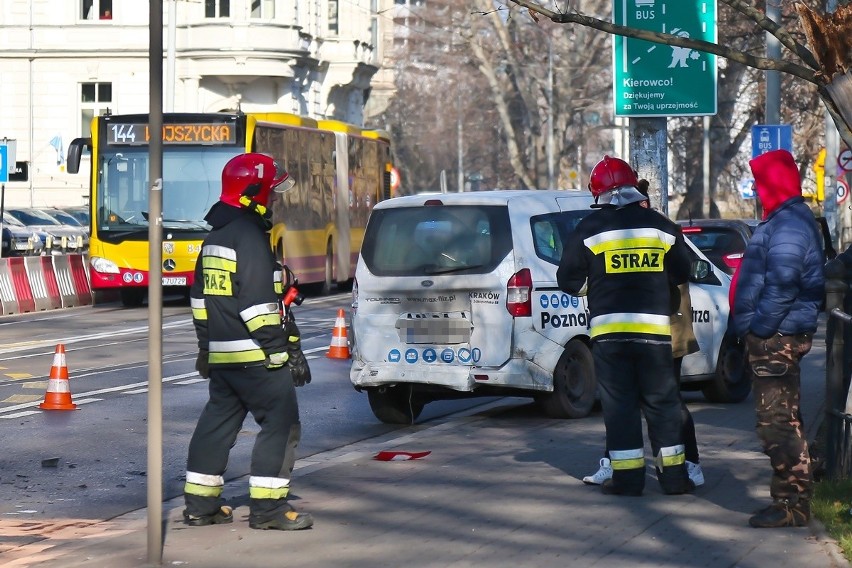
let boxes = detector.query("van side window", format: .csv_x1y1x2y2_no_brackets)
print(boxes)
531,211,591,265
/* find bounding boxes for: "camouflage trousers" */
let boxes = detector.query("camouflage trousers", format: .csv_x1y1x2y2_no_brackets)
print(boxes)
746,332,813,501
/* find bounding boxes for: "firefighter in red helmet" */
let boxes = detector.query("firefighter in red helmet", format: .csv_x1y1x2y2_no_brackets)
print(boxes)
183,152,313,531
557,155,695,496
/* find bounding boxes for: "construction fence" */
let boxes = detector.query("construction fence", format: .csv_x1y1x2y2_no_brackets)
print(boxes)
0,254,92,315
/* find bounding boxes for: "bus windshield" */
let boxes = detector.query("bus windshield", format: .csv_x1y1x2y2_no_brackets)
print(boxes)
96,147,235,234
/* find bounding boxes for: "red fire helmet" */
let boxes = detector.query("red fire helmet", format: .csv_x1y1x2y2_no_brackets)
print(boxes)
219,153,295,211
587,155,638,198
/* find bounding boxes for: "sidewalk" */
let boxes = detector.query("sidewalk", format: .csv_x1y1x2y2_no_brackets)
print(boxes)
5,387,849,568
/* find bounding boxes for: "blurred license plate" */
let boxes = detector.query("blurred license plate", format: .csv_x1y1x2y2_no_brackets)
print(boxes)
163,277,187,286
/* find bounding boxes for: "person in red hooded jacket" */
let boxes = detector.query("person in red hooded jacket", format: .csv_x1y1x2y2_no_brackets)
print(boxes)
732,149,825,528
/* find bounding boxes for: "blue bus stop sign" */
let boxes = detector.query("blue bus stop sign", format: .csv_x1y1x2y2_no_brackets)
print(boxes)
751,124,793,158
0,144,8,183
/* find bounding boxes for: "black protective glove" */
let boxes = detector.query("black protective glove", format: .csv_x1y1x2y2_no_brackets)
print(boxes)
284,318,312,387
195,349,210,379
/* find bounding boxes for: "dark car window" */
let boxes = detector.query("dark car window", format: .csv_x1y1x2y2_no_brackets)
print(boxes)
531,210,592,265
360,205,513,276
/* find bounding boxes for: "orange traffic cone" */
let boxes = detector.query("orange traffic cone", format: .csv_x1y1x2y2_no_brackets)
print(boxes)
39,344,78,410
327,309,351,359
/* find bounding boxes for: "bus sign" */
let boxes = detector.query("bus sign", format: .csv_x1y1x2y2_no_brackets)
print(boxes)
106,123,238,146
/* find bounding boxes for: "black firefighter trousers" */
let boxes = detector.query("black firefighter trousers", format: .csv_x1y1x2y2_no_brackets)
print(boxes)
593,340,689,494
185,365,301,519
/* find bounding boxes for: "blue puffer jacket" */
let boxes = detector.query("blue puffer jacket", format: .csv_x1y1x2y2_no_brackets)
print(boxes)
733,150,825,338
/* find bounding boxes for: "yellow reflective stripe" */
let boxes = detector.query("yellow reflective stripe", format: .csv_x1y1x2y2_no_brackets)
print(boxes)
249,486,290,500
584,228,676,254
184,471,225,497
288,335,299,342
245,314,281,332
203,257,237,272
656,444,686,468
604,249,665,273
209,350,266,364
610,448,645,471
590,313,671,338
209,339,266,364
591,321,671,337
191,297,207,319
185,482,223,497
249,474,290,500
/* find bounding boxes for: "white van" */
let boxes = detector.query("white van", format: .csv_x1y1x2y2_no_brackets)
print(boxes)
350,190,747,424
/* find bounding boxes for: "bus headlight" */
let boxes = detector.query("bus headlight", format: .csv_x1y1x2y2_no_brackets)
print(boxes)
91,256,120,274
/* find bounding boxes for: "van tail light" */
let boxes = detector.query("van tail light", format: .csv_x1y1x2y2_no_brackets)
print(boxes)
506,268,532,317
722,253,743,271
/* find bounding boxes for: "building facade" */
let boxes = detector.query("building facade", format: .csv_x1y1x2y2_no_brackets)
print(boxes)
0,0,391,208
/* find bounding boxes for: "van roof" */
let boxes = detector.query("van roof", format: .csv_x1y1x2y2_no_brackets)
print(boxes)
375,189,592,209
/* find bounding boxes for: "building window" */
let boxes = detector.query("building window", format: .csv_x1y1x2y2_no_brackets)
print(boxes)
82,0,113,20
205,0,230,18
251,0,274,18
81,82,112,139
328,1,338,35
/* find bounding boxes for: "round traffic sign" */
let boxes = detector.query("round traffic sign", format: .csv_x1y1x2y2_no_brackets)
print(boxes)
837,178,849,204
839,148,852,173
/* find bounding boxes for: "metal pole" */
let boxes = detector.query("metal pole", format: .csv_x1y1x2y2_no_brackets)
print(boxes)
546,35,554,190
824,0,840,250
148,0,164,564
703,116,711,217
765,2,780,125
166,0,176,112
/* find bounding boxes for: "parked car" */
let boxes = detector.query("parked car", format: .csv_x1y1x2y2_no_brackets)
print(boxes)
1,213,44,257
5,207,88,254
350,190,747,424
678,219,755,275
42,207,90,236
57,206,91,232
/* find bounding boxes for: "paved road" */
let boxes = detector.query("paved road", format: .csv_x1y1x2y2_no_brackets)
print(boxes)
3,322,848,567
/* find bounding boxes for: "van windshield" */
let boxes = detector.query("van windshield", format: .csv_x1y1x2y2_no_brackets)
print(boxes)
360,205,513,276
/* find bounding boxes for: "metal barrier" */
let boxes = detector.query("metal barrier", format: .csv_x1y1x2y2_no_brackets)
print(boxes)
823,258,852,479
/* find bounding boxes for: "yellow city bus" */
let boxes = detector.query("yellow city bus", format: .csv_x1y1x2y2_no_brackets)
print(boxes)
67,112,393,306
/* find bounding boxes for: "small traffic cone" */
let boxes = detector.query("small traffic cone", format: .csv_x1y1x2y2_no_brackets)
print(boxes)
327,309,351,359
39,344,77,410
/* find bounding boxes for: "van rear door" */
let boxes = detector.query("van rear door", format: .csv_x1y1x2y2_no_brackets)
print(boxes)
355,203,514,368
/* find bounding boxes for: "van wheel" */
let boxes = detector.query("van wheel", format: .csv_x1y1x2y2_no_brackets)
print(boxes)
537,340,596,419
702,334,750,403
321,241,335,296
120,288,145,307
368,385,424,424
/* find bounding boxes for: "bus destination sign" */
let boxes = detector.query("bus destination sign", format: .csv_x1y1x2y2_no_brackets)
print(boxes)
106,123,237,146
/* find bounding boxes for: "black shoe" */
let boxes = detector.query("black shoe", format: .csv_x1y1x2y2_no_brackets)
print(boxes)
250,506,314,531
662,479,696,495
183,505,233,527
601,479,643,496
749,499,810,528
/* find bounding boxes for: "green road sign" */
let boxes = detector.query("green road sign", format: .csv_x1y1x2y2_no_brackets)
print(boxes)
613,0,717,117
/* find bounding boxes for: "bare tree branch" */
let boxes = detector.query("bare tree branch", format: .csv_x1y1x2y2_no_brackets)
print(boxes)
504,0,819,84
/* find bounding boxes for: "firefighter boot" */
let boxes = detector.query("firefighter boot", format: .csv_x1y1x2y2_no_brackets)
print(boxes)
249,502,314,531
657,462,695,495
749,498,810,528
183,505,233,527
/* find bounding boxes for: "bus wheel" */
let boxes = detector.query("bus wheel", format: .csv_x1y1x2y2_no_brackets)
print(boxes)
120,288,145,307
367,385,424,424
536,340,596,419
321,241,335,296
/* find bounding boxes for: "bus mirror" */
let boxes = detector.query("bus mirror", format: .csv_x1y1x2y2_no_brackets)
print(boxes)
67,137,91,174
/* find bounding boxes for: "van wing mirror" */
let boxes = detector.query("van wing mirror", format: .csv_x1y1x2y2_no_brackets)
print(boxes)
690,259,711,281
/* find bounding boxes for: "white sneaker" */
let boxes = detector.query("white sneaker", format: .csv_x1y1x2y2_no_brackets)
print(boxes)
582,458,613,485
687,461,705,487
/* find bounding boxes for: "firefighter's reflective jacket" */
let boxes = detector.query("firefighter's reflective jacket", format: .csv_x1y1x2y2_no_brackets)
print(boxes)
556,203,692,342
190,203,288,367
